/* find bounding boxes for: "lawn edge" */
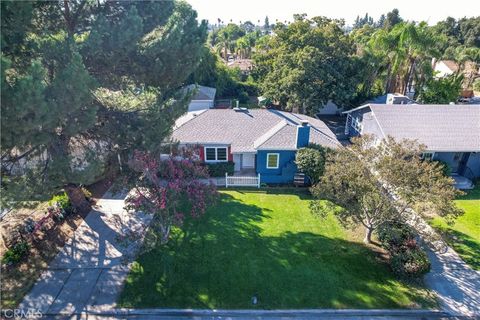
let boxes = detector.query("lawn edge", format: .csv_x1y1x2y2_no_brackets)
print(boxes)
78,307,452,318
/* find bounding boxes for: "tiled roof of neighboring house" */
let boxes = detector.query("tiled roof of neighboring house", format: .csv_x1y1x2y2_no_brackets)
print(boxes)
227,59,254,72
438,60,479,75
440,60,460,73
170,109,340,153
184,84,216,101
368,104,480,152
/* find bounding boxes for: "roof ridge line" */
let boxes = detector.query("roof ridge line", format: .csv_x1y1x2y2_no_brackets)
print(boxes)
253,120,288,149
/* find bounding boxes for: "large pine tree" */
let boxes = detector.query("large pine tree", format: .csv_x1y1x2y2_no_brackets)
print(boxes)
1,0,207,211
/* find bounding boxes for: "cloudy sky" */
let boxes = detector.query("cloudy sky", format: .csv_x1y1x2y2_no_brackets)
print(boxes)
187,0,479,26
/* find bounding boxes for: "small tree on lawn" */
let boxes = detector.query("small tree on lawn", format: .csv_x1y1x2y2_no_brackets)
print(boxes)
124,150,218,246
310,144,397,243
310,135,463,244
295,144,328,184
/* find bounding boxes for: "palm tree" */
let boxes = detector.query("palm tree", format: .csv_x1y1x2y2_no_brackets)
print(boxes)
369,22,441,95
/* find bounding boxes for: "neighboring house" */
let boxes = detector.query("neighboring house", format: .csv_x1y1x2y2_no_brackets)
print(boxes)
367,93,416,105
227,59,254,74
317,100,344,115
433,60,479,78
170,108,340,183
344,104,480,188
434,60,460,78
184,84,216,112
433,60,480,91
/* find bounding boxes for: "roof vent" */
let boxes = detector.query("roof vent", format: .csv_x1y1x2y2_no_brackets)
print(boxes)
300,120,309,126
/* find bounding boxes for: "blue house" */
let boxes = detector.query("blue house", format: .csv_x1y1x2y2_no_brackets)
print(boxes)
344,104,480,189
171,108,340,184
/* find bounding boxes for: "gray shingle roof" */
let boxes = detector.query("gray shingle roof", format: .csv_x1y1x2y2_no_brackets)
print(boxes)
369,104,480,152
170,109,340,152
184,84,216,101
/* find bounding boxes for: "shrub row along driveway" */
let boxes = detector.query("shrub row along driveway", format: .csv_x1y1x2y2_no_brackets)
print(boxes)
119,189,435,309
19,191,151,316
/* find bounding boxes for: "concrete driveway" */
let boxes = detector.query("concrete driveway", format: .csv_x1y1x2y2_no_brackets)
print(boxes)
19,190,152,316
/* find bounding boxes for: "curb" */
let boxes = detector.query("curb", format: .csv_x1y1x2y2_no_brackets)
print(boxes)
70,308,459,318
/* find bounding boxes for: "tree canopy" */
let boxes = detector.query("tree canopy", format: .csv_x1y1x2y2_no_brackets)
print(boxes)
1,0,207,210
311,136,462,243
254,16,359,115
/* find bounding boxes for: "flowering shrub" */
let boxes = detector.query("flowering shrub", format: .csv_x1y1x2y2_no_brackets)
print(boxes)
125,151,218,245
377,220,416,252
377,220,431,278
391,248,431,277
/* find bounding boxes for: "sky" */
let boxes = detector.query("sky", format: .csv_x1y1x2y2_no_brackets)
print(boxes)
187,0,480,26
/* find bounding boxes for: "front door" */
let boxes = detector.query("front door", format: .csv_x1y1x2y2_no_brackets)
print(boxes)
457,152,470,176
242,154,255,169
233,154,241,172
451,152,470,175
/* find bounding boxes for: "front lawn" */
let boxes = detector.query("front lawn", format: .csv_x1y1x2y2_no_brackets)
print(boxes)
119,189,435,309
430,184,480,270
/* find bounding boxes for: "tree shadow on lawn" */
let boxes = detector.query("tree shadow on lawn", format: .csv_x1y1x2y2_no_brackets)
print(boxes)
442,229,480,270
220,187,313,200
119,193,434,309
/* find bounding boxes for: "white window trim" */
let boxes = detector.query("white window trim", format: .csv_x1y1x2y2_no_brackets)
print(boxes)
204,146,228,162
266,153,280,169
421,152,435,161
352,116,363,133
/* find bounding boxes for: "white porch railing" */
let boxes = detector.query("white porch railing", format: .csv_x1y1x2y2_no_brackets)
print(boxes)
225,173,260,188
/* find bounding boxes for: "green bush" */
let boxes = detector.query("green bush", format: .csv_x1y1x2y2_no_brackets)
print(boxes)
391,247,431,277
377,220,416,252
2,241,30,265
295,145,328,184
206,161,235,177
434,160,452,176
49,192,73,215
238,91,250,104
377,220,430,278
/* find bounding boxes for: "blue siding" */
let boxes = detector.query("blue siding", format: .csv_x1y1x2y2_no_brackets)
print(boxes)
433,152,456,168
346,108,383,139
433,152,480,178
466,153,480,178
256,150,297,183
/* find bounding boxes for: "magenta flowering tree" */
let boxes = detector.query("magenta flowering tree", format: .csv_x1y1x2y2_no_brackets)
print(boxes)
124,150,218,245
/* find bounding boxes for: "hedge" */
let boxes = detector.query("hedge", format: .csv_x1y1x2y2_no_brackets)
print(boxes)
205,161,235,177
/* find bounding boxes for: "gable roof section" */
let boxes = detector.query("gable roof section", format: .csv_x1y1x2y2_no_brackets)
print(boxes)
368,104,480,152
170,109,340,152
439,60,459,72
184,84,216,101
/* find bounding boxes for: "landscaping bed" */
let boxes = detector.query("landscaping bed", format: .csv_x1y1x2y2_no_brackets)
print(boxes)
430,184,480,270
0,178,113,308
119,189,436,309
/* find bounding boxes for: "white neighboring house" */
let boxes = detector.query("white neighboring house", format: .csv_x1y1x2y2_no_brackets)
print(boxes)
184,84,216,112
317,100,343,115
433,60,460,78
433,59,479,79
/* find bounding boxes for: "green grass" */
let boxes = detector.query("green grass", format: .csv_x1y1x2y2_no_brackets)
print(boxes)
430,185,480,270
119,189,435,309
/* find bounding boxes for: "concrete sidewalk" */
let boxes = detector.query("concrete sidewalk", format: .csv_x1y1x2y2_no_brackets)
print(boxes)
19,190,152,316
404,208,480,317
424,245,480,317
